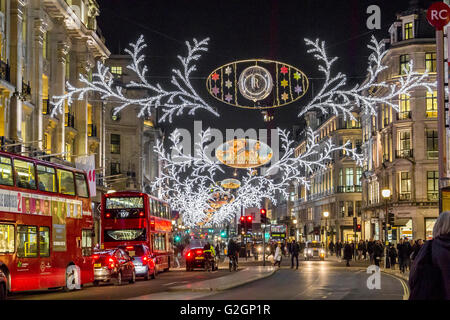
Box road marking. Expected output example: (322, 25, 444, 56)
(162, 282, 178, 286)
(382, 272, 409, 300)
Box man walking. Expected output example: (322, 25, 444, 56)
(344, 242, 353, 266)
(290, 240, 300, 269)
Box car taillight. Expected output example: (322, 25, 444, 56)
(105, 213, 111, 218)
(108, 257, 116, 269)
(92, 255, 99, 260)
(187, 252, 192, 258)
(196, 250, 203, 255)
(126, 246, 134, 250)
(142, 256, 148, 265)
(139, 211, 144, 217)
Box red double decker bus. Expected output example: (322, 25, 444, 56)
(101, 191, 173, 272)
(0, 151, 95, 294)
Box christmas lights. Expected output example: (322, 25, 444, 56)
(300, 36, 436, 120)
(50, 35, 219, 122)
(152, 128, 363, 227)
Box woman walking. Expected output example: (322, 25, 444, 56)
(273, 243, 282, 268)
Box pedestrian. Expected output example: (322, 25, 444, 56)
(336, 241, 343, 258)
(357, 240, 364, 260)
(274, 243, 282, 267)
(290, 240, 300, 269)
(344, 242, 353, 266)
(287, 241, 292, 257)
(174, 245, 181, 268)
(409, 211, 450, 300)
(404, 238, 412, 272)
(388, 243, 397, 270)
(373, 240, 383, 267)
(368, 239, 374, 264)
(363, 240, 368, 260)
(410, 239, 423, 262)
(215, 243, 221, 260)
(329, 240, 335, 255)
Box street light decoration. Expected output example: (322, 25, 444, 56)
(215, 138, 273, 168)
(152, 127, 363, 227)
(381, 188, 391, 199)
(50, 35, 219, 123)
(300, 36, 436, 120)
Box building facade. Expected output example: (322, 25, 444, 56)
(292, 112, 363, 244)
(104, 54, 162, 194)
(360, 3, 438, 242)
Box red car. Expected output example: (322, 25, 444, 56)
(92, 248, 136, 286)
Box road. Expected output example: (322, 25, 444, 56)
(7, 267, 229, 300)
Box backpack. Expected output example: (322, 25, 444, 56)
(408, 240, 445, 300)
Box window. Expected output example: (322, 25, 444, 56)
(39, 227, 50, 257)
(110, 134, 120, 154)
(0, 224, 15, 253)
(425, 52, 436, 72)
(399, 54, 410, 75)
(105, 197, 144, 209)
(0, 156, 13, 186)
(339, 169, 344, 187)
(356, 167, 362, 187)
(427, 171, 439, 201)
(347, 201, 354, 217)
(398, 131, 411, 151)
(339, 201, 345, 218)
(14, 159, 36, 189)
(398, 94, 410, 119)
(17, 225, 38, 258)
(75, 173, 89, 197)
(111, 162, 120, 175)
(404, 22, 413, 40)
(57, 169, 75, 195)
(356, 201, 362, 217)
(345, 168, 353, 188)
(427, 130, 438, 159)
(153, 233, 166, 251)
(43, 31, 48, 59)
(37, 165, 56, 192)
(399, 172, 411, 200)
(426, 91, 437, 118)
(425, 218, 437, 240)
(82, 229, 93, 256)
(111, 66, 122, 77)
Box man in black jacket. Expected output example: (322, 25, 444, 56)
(290, 240, 300, 269)
(373, 240, 383, 266)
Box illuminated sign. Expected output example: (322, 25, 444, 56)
(215, 138, 273, 168)
(206, 59, 308, 109)
(221, 178, 241, 189)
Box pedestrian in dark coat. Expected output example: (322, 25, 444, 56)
(363, 240, 368, 260)
(373, 240, 383, 266)
(336, 241, 343, 258)
(411, 239, 423, 261)
(389, 243, 398, 270)
(329, 241, 335, 254)
(430, 212, 450, 299)
(290, 240, 300, 269)
(367, 240, 374, 264)
(344, 242, 353, 266)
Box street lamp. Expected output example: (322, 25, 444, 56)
(381, 188, 391, 269)
(323, 211, 329, 257)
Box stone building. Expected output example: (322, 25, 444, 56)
(292, 112, 363, 243)
(360, 1, 438, 241)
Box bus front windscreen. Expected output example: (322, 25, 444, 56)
(104, 229, 147, 242)
(105, 197, 144, 209)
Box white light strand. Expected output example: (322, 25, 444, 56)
(50, 35, 219, 123)
(300, 36, 436, 120)
(152, 127, 363, 227)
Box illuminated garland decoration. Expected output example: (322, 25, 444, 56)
(152, 128, 363, 227)
(300, 36, 436, 120)
(50, 35, 219, 122)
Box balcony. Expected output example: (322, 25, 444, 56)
(395, 149, 413, 159)
(427, 150, 438, 159)
(65, 112, 75, 128)
(427, 192, 438, 201)
(88, 124, 97, 137)
(396, 111, 411, 120)
(399, 193, 411, 201)
(337, 185, 362, 193)
(0, 60, 10, 82)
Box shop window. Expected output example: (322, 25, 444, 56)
(17, 225, 38, 258)
(0, 224, 15, 253)
(425, 218, 436, 240)
(14, 159, 36, 190)
(39, 227, 50, 257)
(75, 173, 89, 198)
(37, 165, 56, 192)
(57, 169, 75, 196)
(0, 156, 13, 186)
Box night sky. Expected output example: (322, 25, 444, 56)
(96, 0, 425, 137)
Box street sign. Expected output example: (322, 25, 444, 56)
(427, 2, 450, 30)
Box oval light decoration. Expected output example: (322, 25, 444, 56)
(215, 139, 273, 168)
(221, 178, 241, 189)
(206, 59, 309, 109)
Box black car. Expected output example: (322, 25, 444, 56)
(184, 240, 218, 271)
(0, 270, 7, 300)
(93, 248, 136, 285)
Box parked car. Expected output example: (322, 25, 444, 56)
(119, 244, 157, 280)
(184, 240, 218, 271)
(92, 248, 136, 286)
(304, 241, 326, 261)
(0, 270, 7, 300)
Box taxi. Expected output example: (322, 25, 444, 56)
(304, 241, 326, 261)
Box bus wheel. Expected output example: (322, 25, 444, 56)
(115, 272, 122, 286)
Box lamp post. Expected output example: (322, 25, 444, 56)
(381, 188, 391, 269)
(323, 211, 329, 257)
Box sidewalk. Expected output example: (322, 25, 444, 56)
(167, 266, 277, 292)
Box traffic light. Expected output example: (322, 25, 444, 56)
(174, 235, 181, 242)
(353, 217, 358, 232)
(220, 230, 227, 238)
(388, 212, 395, 225)
(246, 215, 253, 232)
(356, 224, 361, 232)
(260, 208, 267, 224)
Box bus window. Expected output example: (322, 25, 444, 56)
(57, 169, 75, 195)
(75, 173, 89, 198)
(0, 156, 13, 186)
(37, 165, 56, 192)
(0, 224, 15, 253)
(82, 229, 93, 256)
(17, 225, 38, 258)
(14, 159, 36, 190)
(153, 233, 166, 251)
(39, 227, 50, 257)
